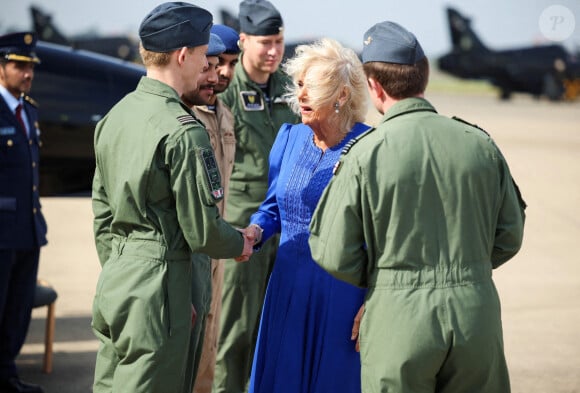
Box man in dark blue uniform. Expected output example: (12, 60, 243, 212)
(0, 32, 46, 393)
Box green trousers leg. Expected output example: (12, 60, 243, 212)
(360, 281, 510, 393)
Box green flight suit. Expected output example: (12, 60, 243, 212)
(215, 55, 300, 393)
(91, 76, 244, 393)
(309, 98, 526, 393)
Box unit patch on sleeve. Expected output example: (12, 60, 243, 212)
(199, 148, 224, 200)
(240, 91, 264, 111)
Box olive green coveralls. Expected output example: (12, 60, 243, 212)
(214, 54, 300, 393)
(310, 98, 526, 393)
(91, 77, 244, 393)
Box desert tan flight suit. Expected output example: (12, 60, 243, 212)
(185, 100, 236, 393)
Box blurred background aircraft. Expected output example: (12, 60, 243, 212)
(31, 42, 144, 195)
(30, 5, 140, 62)
(2, 2, 578, 195)
(438, 7, 580, 101)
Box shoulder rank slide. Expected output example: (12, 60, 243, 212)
(200, 148, 224, 200)
(451, 116, 490, 136)
(177, 114, 198, 125)
(341, 127, 374, 156)
(23, 95, 38, 107)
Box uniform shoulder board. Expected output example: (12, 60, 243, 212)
(23, 95, 38, 107)
(451, 116, 490, 136)
(177, 114, 198, 126)
(341, 127, 374, 156)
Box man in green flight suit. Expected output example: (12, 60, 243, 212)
(309, 21, 527, 393)
(214, 1, 300, 392)
(91, 3, 252, 393)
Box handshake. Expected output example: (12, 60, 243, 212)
(234, 223, 263, 262)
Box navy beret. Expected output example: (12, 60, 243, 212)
(0, 32, 40, 63)
(139, 2, 212, 52)
(211, 24, 240, 54)
(362, 21, 425, 65)
(207, 33, 226, 56)
(239, 0, 284, 36)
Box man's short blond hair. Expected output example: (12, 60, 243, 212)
(139, 42, 171, 67)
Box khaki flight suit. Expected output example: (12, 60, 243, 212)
(309, 98, 526, 393)
(184, 100, 236, 393)
(91, 77, 244, 393)
(214, 54, 300, 393)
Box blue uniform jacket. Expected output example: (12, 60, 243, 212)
(0, 95, 47, 249)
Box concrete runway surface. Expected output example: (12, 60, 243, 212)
(16, 91, 580, 392)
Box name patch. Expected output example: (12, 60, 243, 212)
(0, 127, 16, 136)
(240, 91, 264, 111)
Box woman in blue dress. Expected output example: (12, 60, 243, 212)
(246, 38, 371, 393)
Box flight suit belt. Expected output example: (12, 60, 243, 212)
(111, 236, 190, 261)
(371, 264, 492, 289)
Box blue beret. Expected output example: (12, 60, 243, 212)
(239, 0, 284, 36)
(362, 21, 425, 65)
(0, 32, 40, 63)
(139, 2, 212, 52)
(211, 25, 240, 54)
(207, 33, 226, 56)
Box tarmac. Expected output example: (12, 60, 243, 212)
(17, 90, 580, 393)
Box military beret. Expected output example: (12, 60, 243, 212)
(207, 33, 226, 56)
(362, 21, 425, 65)
(0, 32, 40, 64)
(211, 24, 241, 54)
(139, 2, 212, 52)
(239, 0, 284, 36)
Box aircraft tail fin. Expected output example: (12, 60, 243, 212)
(30, 5, 70, 46)
(446, 7, 489, 53)
(219, 8, 240, 32)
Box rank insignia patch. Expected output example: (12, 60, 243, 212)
(200, 148, 224, 201)
(240, 91, 264, 111)
(333, 160, 342, 176)
(177, 114, 198, 125)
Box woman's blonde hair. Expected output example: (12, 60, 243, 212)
(283, 38, 368, 133)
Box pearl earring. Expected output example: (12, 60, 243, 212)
(334, 102, 340, 113)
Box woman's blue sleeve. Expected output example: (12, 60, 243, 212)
(249, 123, 293, 244)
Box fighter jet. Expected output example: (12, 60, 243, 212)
(32, 41, 145, 195)
(30, 5, 139, 62)
(437, 7, 580, 101)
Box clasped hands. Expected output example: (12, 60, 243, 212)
(234, 224, 263, 262)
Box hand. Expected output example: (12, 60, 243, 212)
(244, 224, 263, 246)
(351, 303, 364, 352)
(234, 231, 254, 262)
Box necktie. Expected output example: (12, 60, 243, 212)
(15, 103, 27, 136)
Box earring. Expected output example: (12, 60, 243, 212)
(334, 102, 340, 113)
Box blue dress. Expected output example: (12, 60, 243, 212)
(248, 122, 370, 393)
